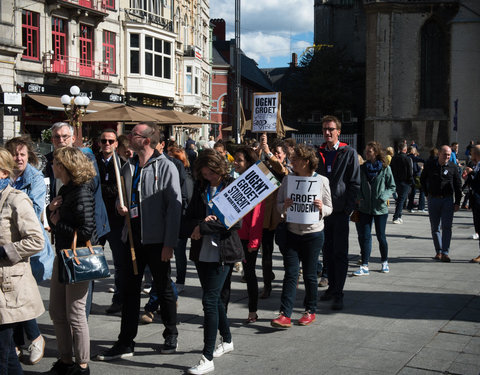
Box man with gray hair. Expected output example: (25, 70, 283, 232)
(420, 145, 462, 262)
(390, 142, 413, 224)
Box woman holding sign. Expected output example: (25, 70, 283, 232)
(185, 149, 243, 375)
(353, 141, 396, 276)
(271, 144, 333, 328)
(232, 146, 265, 323)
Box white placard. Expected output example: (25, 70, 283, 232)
(212, 161, 280, 229)
(252, 92, 280, 133)
(286, 175, 322, 224)
(4, 93, 22, 105)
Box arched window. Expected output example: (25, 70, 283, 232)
(184, 15, 188, 45)
(420, 19, 448, 111)
(175, 8, 180, 35)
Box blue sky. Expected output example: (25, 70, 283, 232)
(209, 0, 314, 69)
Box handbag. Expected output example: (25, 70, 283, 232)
(274, 220, 288, 249)
(59, 231, 110, 284)
(350, 209, 361, 223)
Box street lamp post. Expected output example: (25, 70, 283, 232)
(60, 85, 90, 146)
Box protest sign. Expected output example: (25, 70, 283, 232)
(252, 92, 281, 133)
(211, 161, 280, 229)
(286, 175, 323, 224)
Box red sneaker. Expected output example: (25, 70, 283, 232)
(271, 313, 291, 328)
(298, 312, 316, 326)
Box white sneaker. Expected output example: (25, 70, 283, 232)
(188, 355, 214, 375)
(472, 233, 479, 240)
(213, 338, 234, 358)
(176, 284, 185, 294)
(27, 335, 45, 364)
(234, 262, 243, 273)
(392, 218, 402, 224)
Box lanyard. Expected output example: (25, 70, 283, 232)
(131, 161, 141, 206)
(206, 182, 223, 215)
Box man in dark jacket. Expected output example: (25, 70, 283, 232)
(316, 115, 360, 310)
(390, 143, 413, 224)
(464, 145, 480, 262)
(96, 129, 126, 314)
(420, 145, 462, 262)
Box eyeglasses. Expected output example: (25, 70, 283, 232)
(53, 134, 71, 140)
(322, 127, 337, 133)
(101, 139, 115, 145)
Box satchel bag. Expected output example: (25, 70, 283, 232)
(59, 232, 110, 284)
(350, 209, 361, 223)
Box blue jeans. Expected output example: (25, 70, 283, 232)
(196, 262, 232, 361)
(356, 212, 388, 265)
(174, 238, 188, 285)
(279, 230, 324, 317)
(323, 213, 350, 298)
(13, 318, 41, 347)
(144, 281, 178, 313)
(407, 186, 425, 210)
(0, 324, 23, 375)
(393, 182, 411, 220)
(428, 196, 454, 254)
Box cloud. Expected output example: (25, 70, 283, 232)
(210, 0, 314, 65)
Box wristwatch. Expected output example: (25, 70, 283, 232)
(266, 152, 273, 159)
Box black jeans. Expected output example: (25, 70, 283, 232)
(323, 212, 350, 298)
(261, 229, 275, 288)
(0, 324, 23, 375)
(196, 262, 232, 361)
(118, 235, 177, 347)
(393, 182, 411, 220)
(242, 240, 259, 313)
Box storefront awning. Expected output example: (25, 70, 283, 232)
(27, 94, 120, 113)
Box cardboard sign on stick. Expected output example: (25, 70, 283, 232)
(286, 175, 323, 224)
(252, 92, 281, 133)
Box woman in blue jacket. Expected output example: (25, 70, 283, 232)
(353, 141, 396, 276)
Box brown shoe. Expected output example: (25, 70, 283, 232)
(318, 277, 328, 288)
(140, 311, 154, 324)
(470, 255, 480, 263)
(441, 254, 451, 263)
(434, 253, 442, 261)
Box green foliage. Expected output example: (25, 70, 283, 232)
(41, 128, 52, 144)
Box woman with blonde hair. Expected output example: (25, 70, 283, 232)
(0, 148, 45, 374)
(46, 147, 97, 375)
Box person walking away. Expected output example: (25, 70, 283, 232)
(390, 142, 413, 224)
(45, 147, 98, 375)
(0, 148, 45, 374)
(316, 115, 360, 311)
(352, 142, 396, 276)
(420, 145, 462, 262)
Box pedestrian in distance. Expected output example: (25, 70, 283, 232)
(353, 141, 396, 276)
(420, 145, 462, 262)
(390, 142, 413, 224)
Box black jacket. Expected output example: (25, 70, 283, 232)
(185, 177, 243, 264)
(390, 152, 413, 185)
(47, 180, 98, 251)
(420, 158, 462, 205)
(95, 153, 123, 228)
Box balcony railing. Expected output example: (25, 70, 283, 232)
(43, 53, 110, 82)
(124, 8, 173, 31)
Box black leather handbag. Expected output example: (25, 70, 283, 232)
(59, 232, 110, 284)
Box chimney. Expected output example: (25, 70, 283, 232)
(290, 53, 298, 68)
(211, 19, 226, 41)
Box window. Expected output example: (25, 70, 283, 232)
(145, 36, 171, 78)
(103, 31, 116, 74)
(51, 17, 68, 73)
(186, 66, 192, 93)
(194, 67, 199, 95)
(105, 0, 115, 10)
(175, 8, 180, 35)
(22, 10, 40, 61)
(184, 15, 188, 45)
(52, 17, 67, 58)
(79, 24, 94, 77)
(130, 33, 140, 74)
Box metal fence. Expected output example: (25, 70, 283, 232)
(292, 133, 358, 150)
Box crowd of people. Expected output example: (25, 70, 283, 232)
(1, 116, 479, 375)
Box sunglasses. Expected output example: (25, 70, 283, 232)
(101, 139, 115, 145)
